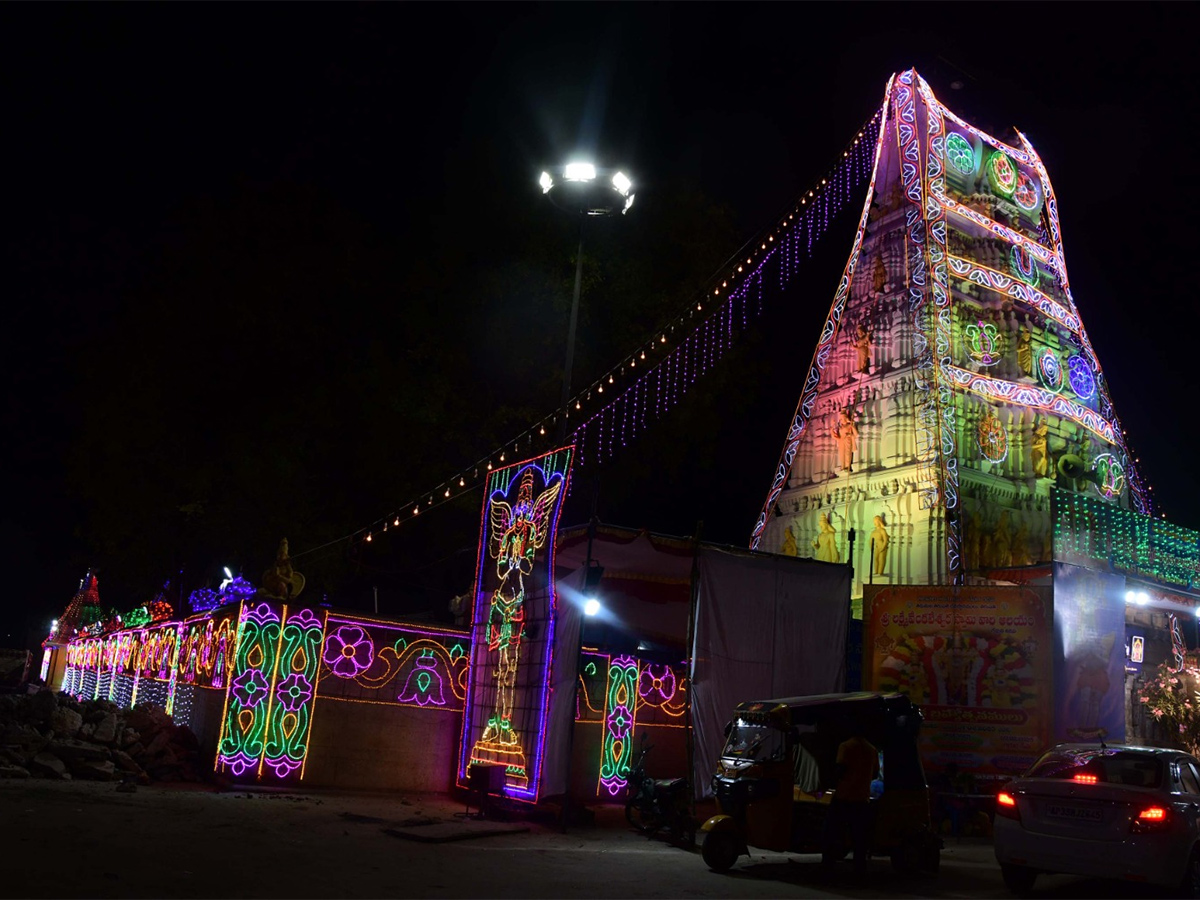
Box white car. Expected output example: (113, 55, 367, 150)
(993, 743, 1200, 896)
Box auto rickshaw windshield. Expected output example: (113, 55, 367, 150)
(721, 718, 787, 763)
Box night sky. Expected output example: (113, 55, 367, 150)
(5, 3, 1198, 647)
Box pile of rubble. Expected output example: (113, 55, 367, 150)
(0, 689, 203, 783)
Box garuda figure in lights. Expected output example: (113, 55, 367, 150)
(476, 469, 562, 750)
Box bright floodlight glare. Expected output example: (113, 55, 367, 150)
(584, 598, 601, 616)
(624, 193, 635, 213)
(564, 162, 596, 182)
(611, 171, 632, 196)
(539, 171, 553, 193)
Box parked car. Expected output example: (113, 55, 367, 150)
(993, 742, 1200, 896)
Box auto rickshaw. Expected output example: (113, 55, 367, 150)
(700, 691, 942, 874)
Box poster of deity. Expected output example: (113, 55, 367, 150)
(457, 447, 573, 800)
(1053, 562, 1126, 744)
(864, 584, 1051, 782)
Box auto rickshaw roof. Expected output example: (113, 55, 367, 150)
(733, 691, 920, 727)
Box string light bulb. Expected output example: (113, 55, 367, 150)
(393, 516, 400, 526)
(366, 532, 372, 542)
(539, 425, 545, 435)
(444, 488, 450, 498)
(413, 506, 419, 515)
(459, 477, 465, 487)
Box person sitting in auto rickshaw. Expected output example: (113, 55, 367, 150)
(822, 730, 880, 876)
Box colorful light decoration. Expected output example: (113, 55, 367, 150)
(965, 320, 1002, 366)
(261, 607, 325, 779)
(1013, 171, 1041, 212)
(1037, 347, 1064, 393)
(976, 408, 1009, 462)
(945, 132, 977, 175)
(599, 656, 638, 796)
(459, 448, 573, 801)
(1054, 492, 1196, 589)
(1010, 243, 1039, 287)
(987, 150, 1018, 197)
(1093, 453, 1127, 501)
(1068, 355, 1096, 401)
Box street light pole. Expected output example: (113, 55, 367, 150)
(559, 217, 586, 443)
(540, 162, 635, 444)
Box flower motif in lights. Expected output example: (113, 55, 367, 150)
(1037, 348, 1064, 393)
(323, 624, 374, 678)
(1010, 244, 1039, 287)
(397, 655, 446, 707)
(1068, 355, 1096, 401)
(945, 132, 976, 175)
(231, 668, 270, 709)
(1013, 172, 1040, 212)
(607, 704, 633, 741)
(638, 664, 677, 702)
(987, 150, 1018, 197)
(275, 673, 314, 713)
(965, 320, 1002, 367)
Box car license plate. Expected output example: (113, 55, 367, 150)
(1047, 804, 1103, 823)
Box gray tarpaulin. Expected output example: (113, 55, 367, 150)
(689, 546, 851, 796)
(539, 564, 586, 799)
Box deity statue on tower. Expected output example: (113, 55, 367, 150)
(831, 407, 860, 473)
(853, 323, 873, 374)
(812, 513, 841, 563)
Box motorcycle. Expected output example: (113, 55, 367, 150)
(625, 733, 695, 845)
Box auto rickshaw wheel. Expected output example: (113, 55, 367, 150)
(702, 832, 739, 872)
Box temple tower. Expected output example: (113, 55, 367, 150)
(752, 69, 1148, 601)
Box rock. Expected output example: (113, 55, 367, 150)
(1, 722, 47, 755)
(123, 742, 145, 760)
(49, 706, 83, 738)
(110, 749, 144, 775)
(29, 690, 58, 722)
(28, 752, 67, 778)
(80, 723, 96, 739)
(75, 759, 118, 781)
(143, 729, 171, 758)
(48, 740, 110, 762)
(0, 764, 30, 778)
(120, 728, 139, 749)
(93, 713, 118, 744)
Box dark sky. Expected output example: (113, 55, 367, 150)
(5, 3, 1199, 644)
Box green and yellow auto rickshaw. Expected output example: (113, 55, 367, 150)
(700, 691, 942, 874)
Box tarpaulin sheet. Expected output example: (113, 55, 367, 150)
(690, 546, 850, 796)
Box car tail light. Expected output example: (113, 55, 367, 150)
(995, 790, 1021, 821)
(1072, 773, 1098, 784)
(1131, 805, 1171, 833)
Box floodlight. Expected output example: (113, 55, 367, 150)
(564, 162, 596, 182)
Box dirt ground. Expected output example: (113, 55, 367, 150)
(0, 778, 1106, 899)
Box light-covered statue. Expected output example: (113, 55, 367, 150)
(261, 538, 305, 600)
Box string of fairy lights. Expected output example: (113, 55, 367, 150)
(293, 106, 885, 559)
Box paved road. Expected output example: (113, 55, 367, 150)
(0, 780, 1177, 898)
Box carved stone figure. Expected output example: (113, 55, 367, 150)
(1012, 519, 1032, 567)
(871, 515, 889, 576)
(781, 527, 798, 557)
(812, 513, 841, 563)
(261, 538, 305, 600)
(1031, 422, 1050, 478)
(964, 512, 981, 571)
(831, 408, 860, 473)
(1017, 329, 1033, 377)
(853, 323, 873, 373)
(991, 510, 1013, 569)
